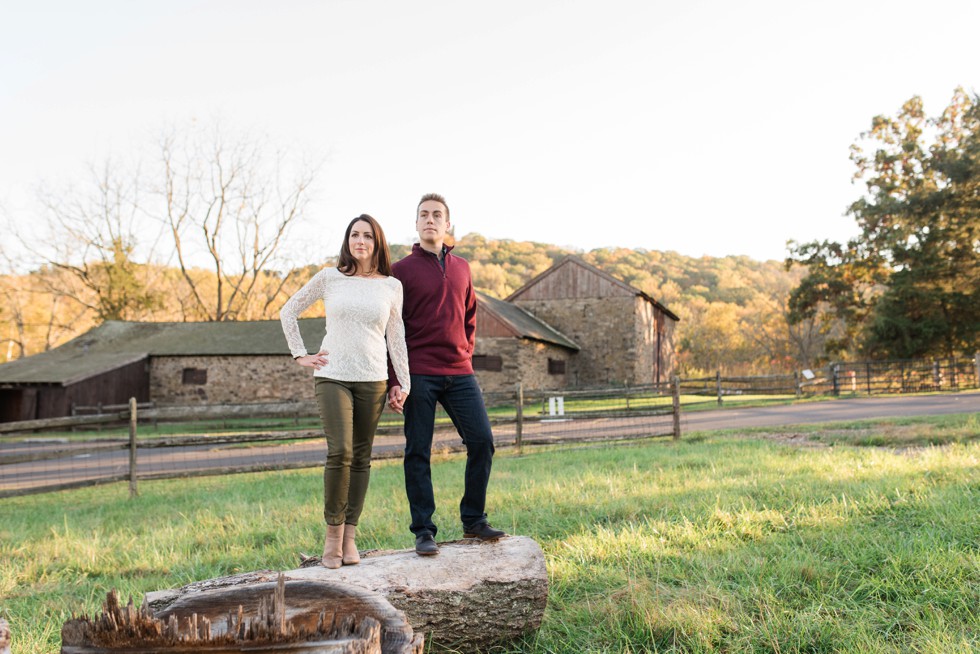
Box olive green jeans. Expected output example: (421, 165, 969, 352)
(314, 378, 387, 526)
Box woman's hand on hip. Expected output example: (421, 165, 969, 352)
(296, 351, 329, 370)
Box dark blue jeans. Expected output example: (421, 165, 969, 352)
(403, 374, 495, 537)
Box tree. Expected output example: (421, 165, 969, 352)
(21, 161, 164, 323)
(788, 88, 980, 359)
(159, 123, 317, 321)
(0, 260, 91, 361)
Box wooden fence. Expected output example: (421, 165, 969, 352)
(678, 353, 980, 405)
(0, 381, 682, 498)
(4, 353, 977, 499)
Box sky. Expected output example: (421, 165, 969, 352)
(2, 0, 978, 264)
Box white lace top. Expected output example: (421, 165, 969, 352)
(279, 267, 411, 394)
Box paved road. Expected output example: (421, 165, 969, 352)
(3, 392, 978, 495)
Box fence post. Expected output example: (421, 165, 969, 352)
(975, 352, 980, 390)
(515, 383, 524, 455)
(128, 397, 138, 498)
(625, 381, 630, 410)
(933, 359, 941, 390)
(716, 370, 723, 405)
(672, 376, 681, 440)
(832, 364, 840, 397)
(794, 371, 801, 399)
(866, 361, 872, 396)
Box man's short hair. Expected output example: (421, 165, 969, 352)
(417, 193, 449, 220)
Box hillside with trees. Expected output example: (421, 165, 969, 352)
(446, 237, 835, 375)
(2, 234, 828, 376)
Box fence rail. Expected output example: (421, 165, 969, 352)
(3, 354, 977, 498)
(678, 354, 980, 405)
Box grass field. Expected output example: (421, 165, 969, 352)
(2, 413, 979, 652)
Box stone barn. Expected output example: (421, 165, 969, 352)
(473, 292, 580, 394)
(506, 256, 678, 388)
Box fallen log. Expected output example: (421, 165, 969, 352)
(63, 575, 421, 654)
(147, 535, 548, 653)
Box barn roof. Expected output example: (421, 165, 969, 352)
(0, 319, 325, 385)
(506, 255, 680, 321)
(476, 292, 580, 351)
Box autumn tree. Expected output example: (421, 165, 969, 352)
(788, 88, 980, 359)
(0, 249, 91, 361)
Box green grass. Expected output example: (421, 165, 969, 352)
(3, 414, 979, 652)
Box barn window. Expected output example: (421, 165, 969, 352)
(548, 359, 566, 375)
(182, 368, 208, 385)
(472, 355, 503, 371)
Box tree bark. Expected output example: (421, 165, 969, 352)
(146, 536, 548, 653)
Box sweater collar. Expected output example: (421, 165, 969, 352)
(412, 242, 454, 258)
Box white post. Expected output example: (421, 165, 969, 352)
(128, 398, 138, 498)
(515, 383, 523, 454)
(556, 397, 564, 416)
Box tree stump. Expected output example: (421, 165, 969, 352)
(0, 618, 11, 654)
(62, 575, 422, 654)
(147, 535, 548, 653)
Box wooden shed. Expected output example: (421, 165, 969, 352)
(0, 320, 325, 422)
(0, 351, 149, 423)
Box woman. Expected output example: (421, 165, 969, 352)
(280, 214, 410, 568)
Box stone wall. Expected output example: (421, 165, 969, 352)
(473, 337, 573, 394)
(632, 296, 656, 386)
(150, 355, 314, 405)
(660, 315, 677, 383)
(511, 296, 637, 387)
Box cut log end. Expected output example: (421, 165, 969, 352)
(62, 574, 422, 653)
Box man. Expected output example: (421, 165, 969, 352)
(388, 192, 506, 556)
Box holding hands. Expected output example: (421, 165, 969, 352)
(388, 385, 408, 414)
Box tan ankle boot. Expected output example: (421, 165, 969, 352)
(321, 524, 343, 569)
(342, 523, 360, 565)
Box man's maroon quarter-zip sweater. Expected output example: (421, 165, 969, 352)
(389, 243, 476, 381)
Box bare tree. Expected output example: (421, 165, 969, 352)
(20, 160, 164, 323)
(159, 123, 317, 321)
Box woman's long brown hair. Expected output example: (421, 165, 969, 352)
(337, 214, 392, 277)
